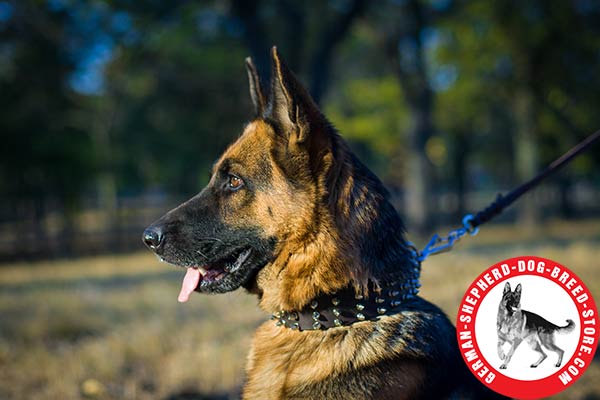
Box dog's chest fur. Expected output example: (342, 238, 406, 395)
(498, 308, 525, 340)
(243, 300, 467, 400)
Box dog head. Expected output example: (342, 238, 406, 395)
(144, 47, 412, 310)
(501, 282, 522, 312)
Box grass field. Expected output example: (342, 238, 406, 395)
(0, 219, 599, 399)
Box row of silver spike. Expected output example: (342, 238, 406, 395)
(272, 277, 421, 330)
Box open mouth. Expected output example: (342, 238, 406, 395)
(177, 248, 252, 302)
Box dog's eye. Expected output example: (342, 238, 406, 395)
(227, 174, 244, 190)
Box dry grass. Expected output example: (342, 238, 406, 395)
(0, 254, 262, 399)
(0, 219, 598, 399)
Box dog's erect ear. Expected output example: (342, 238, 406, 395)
(266, 46, 324, 145)
(503, 282, 511, 295)
(245, 57, 266, 116)
(514, 283, 522, 300)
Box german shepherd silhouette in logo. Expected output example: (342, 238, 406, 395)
(497, 282, 576, 369)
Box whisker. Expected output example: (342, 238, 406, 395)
(201, 237, 225, 244)
(196, 249, 209, 260)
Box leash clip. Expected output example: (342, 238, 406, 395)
(416, 214, 479, 262)
(462, 214, 479, 236)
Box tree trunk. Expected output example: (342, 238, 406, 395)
(232, 0, 366, 104)
(513, 88, 540, 231)
(454, 132, 468, 219)
(558, 176, 573, 219)
(405, 98, 435, 234)
(381, 0, 436, 235)
(308, 0, 367, 105)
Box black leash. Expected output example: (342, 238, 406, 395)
(416, 129, 600, 262)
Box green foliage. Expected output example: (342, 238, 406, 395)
(0, 3, 95, 203)
(325, 76, 409, 177)
(100, 5, 251, 194)
(1, 0, 599, 222)
(434, 0, 600, 183)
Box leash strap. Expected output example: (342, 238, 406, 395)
(416, 129, 600, 262)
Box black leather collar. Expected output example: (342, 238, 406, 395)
(271, 278, 420, 331)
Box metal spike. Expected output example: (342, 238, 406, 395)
(312, 321, 321, 330)
(310, 300, 318, 309)
(355, 294, 364, 300)
(332, 308, 340, 317)
(377, 307, 387, 315)
(391, 290, 400, 297)
(332, 298, 340, 306)
(356, 303, 365, 311)
(276, 319, 284, 326)
(273, 311, 281, 318)
(290, 322, 299, 330)
(391, 300, 401, 307)
(334, 319, 342, 327)
(356, 313, 365, 321)
(312, 311, 320, 320)
(375, 297, 384, 304)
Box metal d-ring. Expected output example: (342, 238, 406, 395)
(462, 214, 479, 236)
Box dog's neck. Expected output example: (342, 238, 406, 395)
(252, 130, 420, 313)
(505, 303, 521, 315)
(498, 302, 521, 322)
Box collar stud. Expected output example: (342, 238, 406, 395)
(274, 275, 420, 331)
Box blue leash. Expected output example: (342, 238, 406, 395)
(415, 214, 479, 262)
(414, 129, 600, 263)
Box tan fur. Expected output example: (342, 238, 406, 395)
(213, 121, 356, 312)
(244, 314, 429, 399)
(217, 121, 306, 238)
(212, 120, 455, 399)
(208, 120, 438, 398)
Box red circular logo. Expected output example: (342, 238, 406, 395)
(456, 256, 598, 399)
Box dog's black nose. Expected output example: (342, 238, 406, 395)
(143, 227, 164, 250)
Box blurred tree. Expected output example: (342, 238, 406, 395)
(372, 0, 460, 234)
(2, 0, 600, 259)
(0, 1, 96, 253)
(435, 0, 600, 223)
(323, 21, 411, 184)
(230, 0, 367, 104)
(325, 76, 410, 177)
(103, 3, 250, 194)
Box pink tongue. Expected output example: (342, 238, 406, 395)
(178, 268, 201, 303)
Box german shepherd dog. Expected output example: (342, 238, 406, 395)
(143, 47, 505, 399)
(497, 282, 576, 370)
